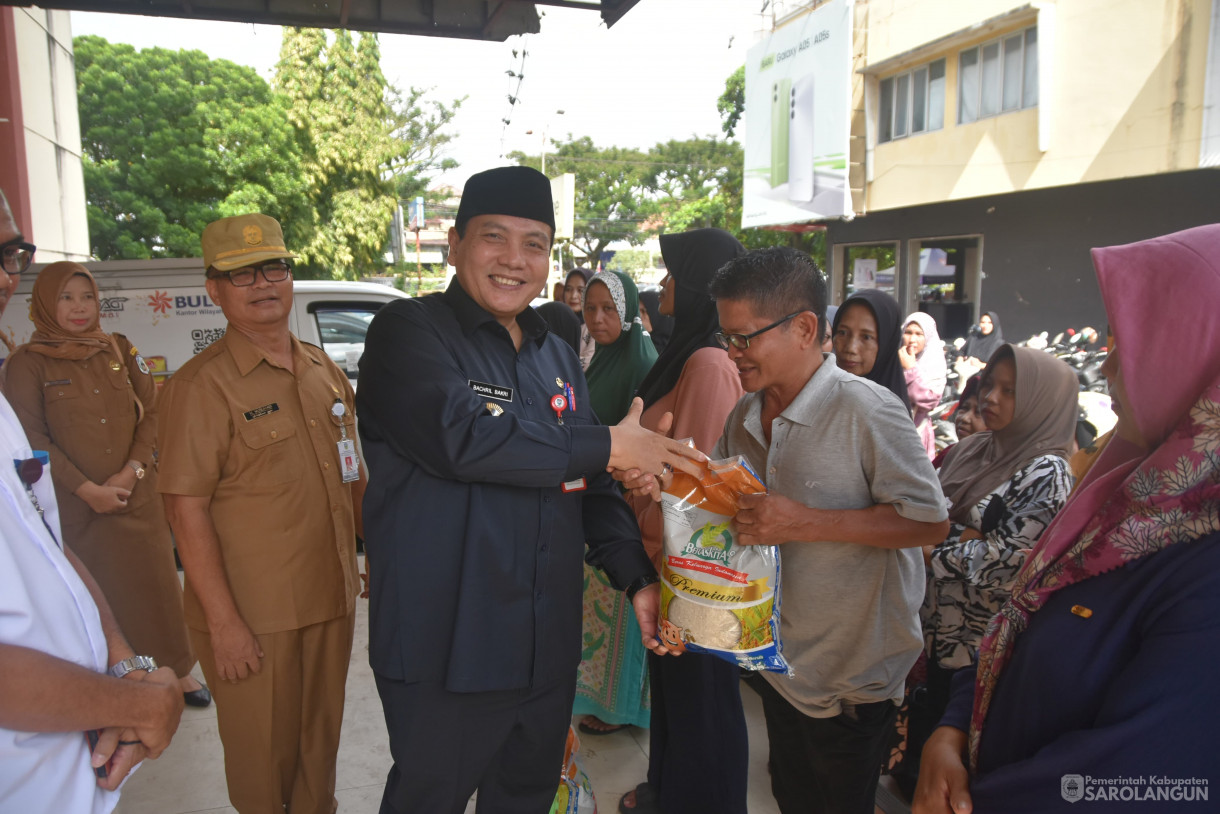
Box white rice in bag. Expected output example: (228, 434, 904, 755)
(657, 454, 792, 674)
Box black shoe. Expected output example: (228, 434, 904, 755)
(183, 685, 212, 708)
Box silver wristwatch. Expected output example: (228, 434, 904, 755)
(109, 655, 158, 678)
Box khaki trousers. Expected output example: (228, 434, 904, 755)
(192, 611, 355, 814)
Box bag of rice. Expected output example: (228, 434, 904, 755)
(657, 454, 792, 675)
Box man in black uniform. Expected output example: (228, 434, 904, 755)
(357, 166, 700, 814)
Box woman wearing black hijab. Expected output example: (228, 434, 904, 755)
(638, 287, 674, 355)
(534, 300, 582, 356)
(619, 228, 749, 814)
(831, 288, 912, 410)
(955, 309, 1005, 388)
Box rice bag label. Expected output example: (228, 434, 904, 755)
(658, 455, 793, 675)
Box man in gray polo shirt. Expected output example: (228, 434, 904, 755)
(708, 247, 948, 814)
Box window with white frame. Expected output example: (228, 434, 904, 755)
(879, 59, 946, 143)
(958, 27, 1038, 124)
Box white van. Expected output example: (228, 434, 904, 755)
(0, 258, 409, 386)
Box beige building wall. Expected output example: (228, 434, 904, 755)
(13, 8, 89, 261)
(861, 0, 1214, 212)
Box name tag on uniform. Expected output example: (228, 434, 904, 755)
(468, 380, 514, 402)
(243, 403, 279, 421)
(561, 478, 587, 493)
(337, 438, 360, 483)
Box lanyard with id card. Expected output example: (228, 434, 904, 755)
(331, 399, 361, 483)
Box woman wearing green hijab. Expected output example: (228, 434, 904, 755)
(584, 270, 659, 424)
(575, 269, 658, 734)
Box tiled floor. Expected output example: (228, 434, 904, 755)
(114, 558, 782, 814)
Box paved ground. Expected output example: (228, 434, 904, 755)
(114, 557, 784, 813)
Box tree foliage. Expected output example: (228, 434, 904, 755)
(717, 65, 745, 139)
(391, 87, 465, 205)
(275, 28, 399, 279)
(509, 136, 656, 267)
(75, 36, 310, 260)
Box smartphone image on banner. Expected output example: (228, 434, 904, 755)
(770, 78, 791, 187)
(788, 74, 816, 203)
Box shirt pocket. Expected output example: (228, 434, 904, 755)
(234, 417, 303, 487)
(43, 381, 89, 432)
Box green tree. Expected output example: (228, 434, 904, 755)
(509, 136, 656, 267)
(75, 35, 310, 260)
(718, 66, 745, 138)
(390, 87, 465, 205)
(275, 28, 398, 279)
(646, 136, 742, 232)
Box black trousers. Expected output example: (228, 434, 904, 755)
(375, 674, 575, 814)
(752, 677, 897, 814)
(646, 651, 749, 814)
(894, 656, 957, 799)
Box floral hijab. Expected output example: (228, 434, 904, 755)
(584, 270, 658, 424)
(969, 224, 1220, 769)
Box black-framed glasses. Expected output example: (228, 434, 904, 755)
(714, 311, 804, 350)
(210, 261, 292, 287)
(1, 237, 36, 276)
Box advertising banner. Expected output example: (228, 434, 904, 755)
(550, 172, 576, 241)
(743, 0, 853, 228)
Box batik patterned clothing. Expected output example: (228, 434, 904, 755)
(572, 563, 650, 728)
(922, 454, 1072, 670)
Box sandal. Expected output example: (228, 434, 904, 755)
(619, 782, 664, 814)
(577, 715, 627, 735)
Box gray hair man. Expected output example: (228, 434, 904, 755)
(708, 247, 949, 814)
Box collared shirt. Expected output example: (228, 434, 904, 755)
(357, 279, 653, 693)
(714, 354, 948, 717)
(3, 334, 159, 528)
(156, 328, 360, 634)
(0, 395, 116, 814)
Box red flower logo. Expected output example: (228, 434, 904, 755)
(149, 291, 172, 315)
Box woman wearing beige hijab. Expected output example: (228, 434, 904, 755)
(903, 345, 1077, 788)
(3, 262, 208, 706)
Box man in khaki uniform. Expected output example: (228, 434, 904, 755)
(157, 214, 364, 814)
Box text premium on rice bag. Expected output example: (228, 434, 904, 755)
(658, 453, 792, 674)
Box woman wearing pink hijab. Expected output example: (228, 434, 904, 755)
(899, 311, 948, 458)
(913, 223, 1220, 813)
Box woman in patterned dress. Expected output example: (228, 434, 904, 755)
(573, 270, 658, 735)
(906, 346, 1078, 782)
(913, 224, 1220, 814)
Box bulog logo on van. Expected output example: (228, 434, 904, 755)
(150, 291, 173, 314)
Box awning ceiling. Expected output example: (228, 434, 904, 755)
(5, 0, 642, 40)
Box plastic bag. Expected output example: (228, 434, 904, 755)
(658, 453, 792, 675)
(550, 725, 596, 814)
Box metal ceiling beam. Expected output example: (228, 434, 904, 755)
(0, 0, 643, 40)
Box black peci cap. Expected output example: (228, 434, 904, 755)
(455, 166, 556, 235)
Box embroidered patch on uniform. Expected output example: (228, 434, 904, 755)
(485, 402, 505, 416)
(243, 403, 280, 421)
(561, 478, 587, 493)
(129, 345, 140, 356)
(135, 354, 150, 375)
(43, 379, 72, 387)
(468, 379, 513, 402)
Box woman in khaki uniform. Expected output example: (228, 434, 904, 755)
(3, 262, 207, 705)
